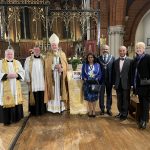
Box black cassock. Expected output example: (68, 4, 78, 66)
(0, 105, 24, 125)
(29, 91, 46, 116)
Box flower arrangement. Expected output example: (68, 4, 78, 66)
(68, 56, 81, 71)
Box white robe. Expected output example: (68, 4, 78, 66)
(24, 57, 45, 92)
(0, 60, 25, 106)
(47, 56, 65, 113)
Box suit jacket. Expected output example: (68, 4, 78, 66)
(133, 54, 150, 96)
(114, 57, 132, 90)
(97, 54, 115, 84)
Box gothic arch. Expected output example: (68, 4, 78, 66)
(124, 0, 150, 46)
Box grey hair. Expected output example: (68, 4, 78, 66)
(135, 42, 145, 49)
(5, 48, 14, 56)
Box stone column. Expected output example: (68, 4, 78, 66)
(86, 0, 90, 40)
(108, 25, 124, 57)
(0, 8, 6, 39)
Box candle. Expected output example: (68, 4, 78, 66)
(8, 32, 11, 47)
(42, 41, 44, 50)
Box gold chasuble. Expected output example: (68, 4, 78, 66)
(2, 59, 23, 108)
(44, 50, 68, 103)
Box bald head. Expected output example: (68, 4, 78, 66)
(119, 46, 127, 57)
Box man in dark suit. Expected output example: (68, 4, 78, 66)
(97, 45, 115, 116)
(133, 42, 150, 129)
(113, 46, 132, 120)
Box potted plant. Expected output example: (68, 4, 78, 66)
(68, 57, 81, 71)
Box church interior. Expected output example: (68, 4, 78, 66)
(0, 0, 150, 149)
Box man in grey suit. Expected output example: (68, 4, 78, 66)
(113, 46, 132, 120)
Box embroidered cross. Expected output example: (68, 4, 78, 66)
(6, 96, 10, 101)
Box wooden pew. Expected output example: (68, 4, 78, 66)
(129, 95, 149, 122)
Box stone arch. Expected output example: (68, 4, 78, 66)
(124, 0, 150, 46)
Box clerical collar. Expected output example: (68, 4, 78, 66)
(6, 60, 13, 62)
(34, 55, 40, 58)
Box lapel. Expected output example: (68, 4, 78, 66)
(100, 55, 105, 63)
(121, 57, 128, 73)
(116, 58, 120, 73)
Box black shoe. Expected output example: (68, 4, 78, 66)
(138, 121, 142, 129)
(120, 115, 127, 120)
(92, 114, 96, 118)
(139, 120, 146, 129)
(4, 122, 10, 126)
(141, 121, 146, 129)
(115, 113, 121, 118)
(100, 110, 105, 115)
(92, 111, 96, 117)
(88, 113, 93, 117)
(107, 110, 113, 116)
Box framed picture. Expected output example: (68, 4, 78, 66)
(72, 71, 81, 80)
(84, 40, 97, 54)
(147, 38, 150, 46)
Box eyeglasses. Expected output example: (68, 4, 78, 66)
(88, 57, 94, 58)
(103, 49, 108, 50)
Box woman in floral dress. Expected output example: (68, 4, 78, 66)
(82, 53, 102, 117)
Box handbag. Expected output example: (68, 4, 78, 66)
(89, 80, 101, 93)
(140, 79, 150, 86)
(90, 84, 101, 93)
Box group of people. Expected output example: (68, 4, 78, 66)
(0, 34, 149, 130)
(0, 33, 68, 125)
(82, 42, 150, 129)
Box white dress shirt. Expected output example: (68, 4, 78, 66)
(119, 56, 126, 72)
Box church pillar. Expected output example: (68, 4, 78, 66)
(0, 7, 6, 39)
(86, 0, 90, 40)
(108, 25, 124, 57)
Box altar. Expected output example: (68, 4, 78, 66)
(67, 70, 88, 114)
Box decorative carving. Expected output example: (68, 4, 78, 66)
(0, 1, 100, 47)
(7, 0, 44, 4)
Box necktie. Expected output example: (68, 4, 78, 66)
(103, 56, 107, 62)
(134, 67, 138, 88)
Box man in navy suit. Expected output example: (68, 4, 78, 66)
(97, 45, 115, 116)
